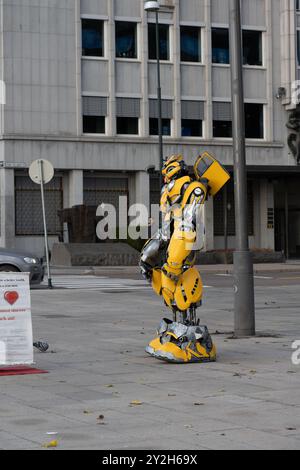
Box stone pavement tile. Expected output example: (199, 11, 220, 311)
(219, 428, 300, 450)
(248, 389, 300, 407)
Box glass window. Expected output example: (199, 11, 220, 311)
(245, 103, 264, 139)
(243, 30, 262, 66)
(149, 118, 171, 136)
(117, 117, 139, 135)
(212, 28, 229, 64)
(148, 24, 170, 61)
(213, 121, 232, 138)
(83, 116, 105, 134)
(82, 19, 103, 57)
(181, 26, 201, 62)
(182, 119, 202, 137)
(116, 21, 137, 59)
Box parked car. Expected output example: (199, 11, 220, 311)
(0, 248, 44, 285)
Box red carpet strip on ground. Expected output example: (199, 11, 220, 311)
(0, 366, 48, 377)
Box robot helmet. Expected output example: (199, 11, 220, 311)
(162, 155, 188, 183)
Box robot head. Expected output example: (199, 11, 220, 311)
(162, 155, 188, 183)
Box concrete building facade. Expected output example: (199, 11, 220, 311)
(0, 0, 300, 257)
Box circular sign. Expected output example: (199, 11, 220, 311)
(29, 159, 54, 185)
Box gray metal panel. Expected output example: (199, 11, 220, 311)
(242, 0, 266, 27)
(213, 102, 232, 121)
(179, 0, 205, 22)
(82, 60, 109, 93)
(212, 67, 232, 99)
(211, 0, 230, 24)
(181, 101, 204, 120)
(116, 98, 141, 117)
(149, 99, 173, 119)
(81, 0, 108, 16)
(181, 65, 206, 97)
(115, 0, 141, 17)
(148, 63, 174, 96)
(115, 62, 141, 94)
(2, 0, 77, 136)
(83, 97, 108, 116)
(244, 69, 267, 100)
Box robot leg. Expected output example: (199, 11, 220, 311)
(146, 267, 217, 364)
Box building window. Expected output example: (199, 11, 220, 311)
(243, 30, 262, 66)
(149, 99, 173, 136)
(213, 102, 232, 138)
(82, 19, 103, 57)
(116, 98, 140, 135)
(297, 0, 300, 11)
(116, 21, 137, 59)
(150, 118, 171, 136)
(213, 121, 232, 138)
(181, 101, 204, 137)
(148, 24, 170, 61)
(182, 119, 202, 137)
(180, 26, 201, 62)
(83, 116, 105, 134)
(212, 28, 229, 64)
(82, 97, 107, 134)
(245, 103, 264, 139)
(117, 117, 139, 135)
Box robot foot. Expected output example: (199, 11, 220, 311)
(146, 319, 216, 364)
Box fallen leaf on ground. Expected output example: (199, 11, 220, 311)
(249, 370, 257, 375)
(105, 384, 114, 388)
(42, 440, 58, 449)
(194, 403, 204, 406)
(130, 400, 143, 406)
(286, 427, 297, 431)
(168, 394, 176, 397)
(83, 410, 92, 415)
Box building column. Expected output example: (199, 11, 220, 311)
(63, 170, 84, 209)
(204, 196, 214, 251)
(133, 171, 150, 237)
(0, 168, 15, 248)
(69, 170, 84, 207)
(259, 179, 275, 250)
(135, 171, 150, 210)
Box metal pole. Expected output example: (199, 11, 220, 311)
(229, 0, 255, 336)
(224, 185, 228, 263)
(155, 10, 164, 225)
(39, 160, 53, 289)
(285, 183, 289, 260)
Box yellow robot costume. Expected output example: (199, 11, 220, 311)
(140, 152, 230, 364)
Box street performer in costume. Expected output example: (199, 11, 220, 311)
(140, 152, 230, 364)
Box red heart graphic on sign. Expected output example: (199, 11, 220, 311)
(4, 291, 19, 306)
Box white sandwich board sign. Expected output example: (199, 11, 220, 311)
(0, 273, 33, 365)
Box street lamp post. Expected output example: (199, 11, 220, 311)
(229, 0, 256, 337)
(144, 1, 164, 203)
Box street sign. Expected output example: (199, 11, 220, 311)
(28, 159, 54, 289)
(29, 159, 54, 185)
(0, 273, 33, 365)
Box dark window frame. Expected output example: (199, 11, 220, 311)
(83, 116, 106, 134)
(117, 117, 139, 135)
(115, 21, 138, 59)
(82, 19, 104, 57)
(148, 23, 170, 61)
(180, 26, 202, 63)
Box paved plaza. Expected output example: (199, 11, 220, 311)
(0, 266, 300, 450)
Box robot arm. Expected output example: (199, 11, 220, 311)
(161, 183, 207, 308)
